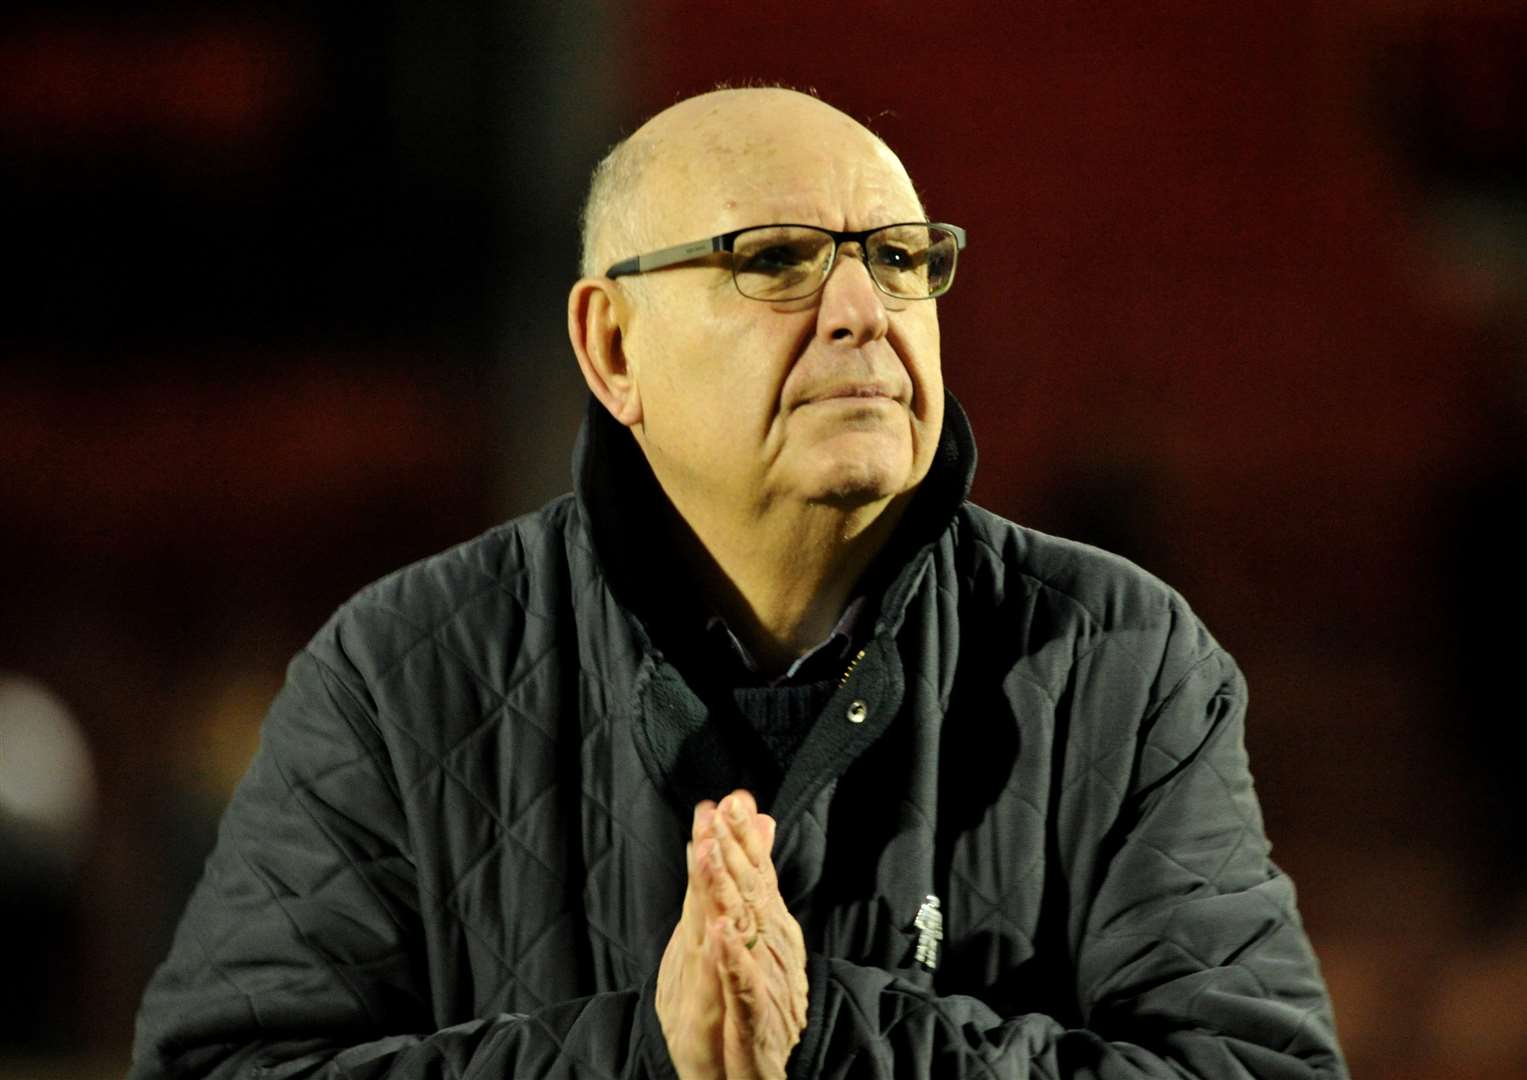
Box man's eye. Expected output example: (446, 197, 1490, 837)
(874, 245, 920, 270)
(742, 244, 812, 273)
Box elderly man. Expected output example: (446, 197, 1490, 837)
(130, 88, 1347, 1079)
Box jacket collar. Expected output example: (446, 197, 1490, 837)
(571, 387, 978, 653)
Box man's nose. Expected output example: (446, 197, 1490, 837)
(816, 246, 890, 347)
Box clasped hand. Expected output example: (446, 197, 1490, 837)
(656, 790, 809, 1080)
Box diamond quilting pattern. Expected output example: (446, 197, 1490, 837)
(131, 495, 1344, 1078)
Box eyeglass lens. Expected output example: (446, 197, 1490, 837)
(731, 225, 958, 300)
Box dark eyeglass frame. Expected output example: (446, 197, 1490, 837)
(605, 221, 968, 300)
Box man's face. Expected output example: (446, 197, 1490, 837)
(619, 99, 945, 528)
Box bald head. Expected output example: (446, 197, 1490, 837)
(578, 88, 921, 281)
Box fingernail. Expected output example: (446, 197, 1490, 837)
(727, 797, 746, 824)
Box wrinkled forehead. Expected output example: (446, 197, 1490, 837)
(646, 115, 925, 239)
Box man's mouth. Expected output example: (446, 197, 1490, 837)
(808, 383, 898, 403)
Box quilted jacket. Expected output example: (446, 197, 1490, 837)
(130, 393, 1348, 1079)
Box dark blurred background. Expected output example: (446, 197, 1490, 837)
(3, 2, 1525, 1077)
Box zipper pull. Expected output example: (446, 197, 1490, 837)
(913, 894, 943, 971)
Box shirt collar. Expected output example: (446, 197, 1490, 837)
(705, 595, 870, 687)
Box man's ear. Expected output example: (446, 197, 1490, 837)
(568, 277, 642, 428)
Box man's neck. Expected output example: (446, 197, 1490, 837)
(661, 492, 908, 677)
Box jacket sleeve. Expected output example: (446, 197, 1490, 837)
(786, 644, 1348, 1080)
(129, 643, 673, 1080)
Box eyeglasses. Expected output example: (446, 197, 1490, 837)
(605, 222, 967, 301)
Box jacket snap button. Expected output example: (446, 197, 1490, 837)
(847, 700, 867, 724)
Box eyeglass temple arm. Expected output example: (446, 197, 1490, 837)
(606, 236, 727, 279)
(936, 223, 968, 250)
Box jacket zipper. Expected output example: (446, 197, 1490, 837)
(838, 647, 867, 688)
